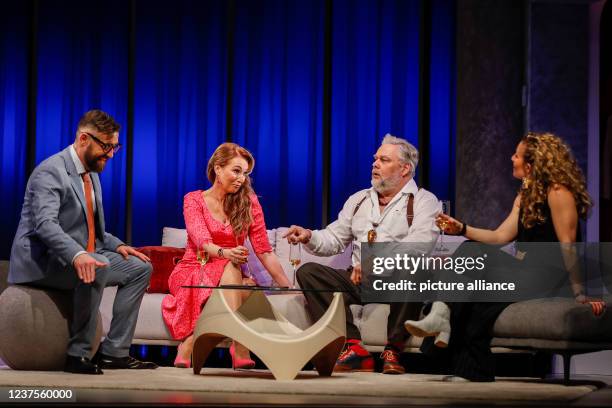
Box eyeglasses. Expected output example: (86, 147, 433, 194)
(84, 132, 121, 154)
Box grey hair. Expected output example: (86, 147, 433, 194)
(381, 133, 419, 178)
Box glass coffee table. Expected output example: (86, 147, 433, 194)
(182, 285, 347, 381)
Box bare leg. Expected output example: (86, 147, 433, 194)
(177, 334, 194, 360)
(220, 262, 251, 360)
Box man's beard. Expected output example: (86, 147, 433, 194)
(371, 173, 402, 193)
(84, 148, 109, 173)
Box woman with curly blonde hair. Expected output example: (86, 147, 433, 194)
(518, 132, 592, 231)
(404, 132, 604, 382)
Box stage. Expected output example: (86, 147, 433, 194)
(0, 366, 610, 407)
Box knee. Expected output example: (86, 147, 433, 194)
(135, 259, 153, 280)
(296, 262, 322, 282)
(91, 253, 110, 266)
(141, 260, 153, 277)
(93, 266, 110, 285)
(222, 262, 242, 283)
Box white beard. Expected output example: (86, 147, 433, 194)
(371, 173, 403, 194)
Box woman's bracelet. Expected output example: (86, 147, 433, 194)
(217, 247, 224, 258)
(459, 222, 467, 236)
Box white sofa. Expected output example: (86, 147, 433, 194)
(100, 227, 413, 351)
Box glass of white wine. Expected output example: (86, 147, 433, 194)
(436, 200, 451, 253)
(196, 246, 209, 285)
(289, 242, 302, 287)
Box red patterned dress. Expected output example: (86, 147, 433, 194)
(161, 190, 272, 340)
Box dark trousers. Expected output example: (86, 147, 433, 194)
(296, 262, 422, 344)
(420, 301, 510, 381)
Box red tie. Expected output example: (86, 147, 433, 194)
(81, 173, 96, 252)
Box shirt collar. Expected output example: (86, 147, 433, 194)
(401, 178, 419, 196)
(69, 145, 87, 175)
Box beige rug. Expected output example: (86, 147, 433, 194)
(0, 367, 594, 403)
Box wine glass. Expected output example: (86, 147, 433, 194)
(196, 246, 209, 285)
(289, 242, 302, 287)
(436, 200, 451, 253)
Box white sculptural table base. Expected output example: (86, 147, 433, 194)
(191, 288, 346, 380)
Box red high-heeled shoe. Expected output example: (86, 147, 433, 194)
(229, 343, 255, 369)
(174, 342, 191, 368)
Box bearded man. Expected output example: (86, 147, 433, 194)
(284, 134, 439, 375)
(9, 110, 157, 374)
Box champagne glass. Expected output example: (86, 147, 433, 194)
(289, 242, 302, 287)
(436, 200, 451, 253)
(196, 246, 209, 285)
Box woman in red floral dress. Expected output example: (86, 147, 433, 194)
(162, 143, 291, 368)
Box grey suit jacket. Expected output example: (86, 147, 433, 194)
(9, 146, 124, 284)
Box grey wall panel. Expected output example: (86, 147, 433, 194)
(528, 2, 589, 170)
(456, 0, 525, 228)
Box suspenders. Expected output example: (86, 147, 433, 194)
(352, 191, 416, 227)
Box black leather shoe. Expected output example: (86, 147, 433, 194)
(64, 355, 103, 375)
(93, 352, 158, 369)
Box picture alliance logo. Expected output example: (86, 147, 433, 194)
(371, 253, 488, 275)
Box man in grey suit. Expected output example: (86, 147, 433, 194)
(9, 110, 157, 374)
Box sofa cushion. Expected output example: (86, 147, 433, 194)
(244, 230, 277, 286)
(162, 227, 188, 248)
(138, 246, 185, 293)
(266, 293, 312, 330)
(162, 227, 276, 251)
(101, 287, 174, 342)
(493, 297, 612, 342)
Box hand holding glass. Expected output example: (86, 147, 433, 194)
(196, 246, 209, 285)
(436, 200, 451, 252)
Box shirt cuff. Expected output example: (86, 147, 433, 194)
(305, 230, 321, 251)
(71, 250, 88, 265)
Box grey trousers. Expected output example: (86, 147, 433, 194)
(30, 250, 152, 359)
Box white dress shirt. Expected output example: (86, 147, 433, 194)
(306, 179, 440, 266)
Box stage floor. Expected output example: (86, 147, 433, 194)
(0, 367, 610, 407)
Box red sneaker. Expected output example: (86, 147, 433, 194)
(381, 348, 405, 375)
(333, 343, 374, 373)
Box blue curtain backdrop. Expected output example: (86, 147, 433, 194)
(231, 0, 325, 230)
(132, 0, 228, 246)
(330, 0, 422, 217)
(427, 0, 456, 204)
(34, 0, 128, 240)
(0, 2, 28, 259)
(0, 0, 457, 254)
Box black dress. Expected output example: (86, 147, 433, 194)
(421, 205, 560, 381)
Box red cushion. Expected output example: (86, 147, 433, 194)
(137, 246, 185, 293)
